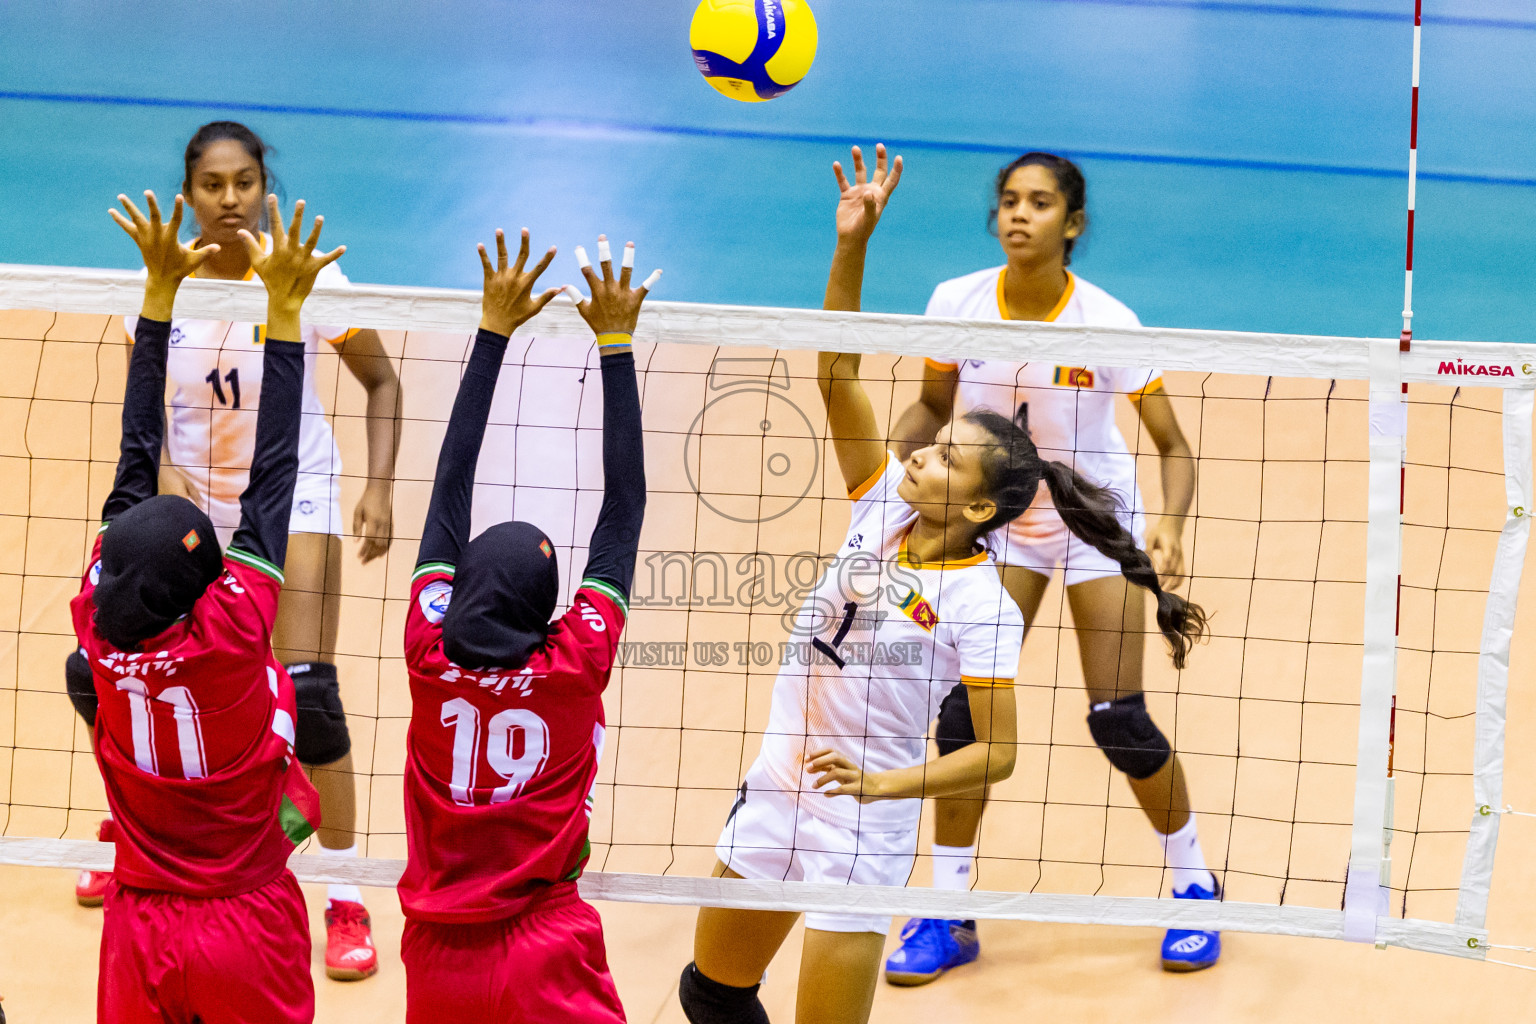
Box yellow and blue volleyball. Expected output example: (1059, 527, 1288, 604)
(690, 0, 818, 102)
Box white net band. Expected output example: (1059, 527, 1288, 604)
(0, 836, 1483, 959)
(3, 262, 1533, 386)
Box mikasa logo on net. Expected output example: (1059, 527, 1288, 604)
(1436, 359, 1520, 378)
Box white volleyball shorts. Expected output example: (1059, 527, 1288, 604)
(715, 764, 918, 935)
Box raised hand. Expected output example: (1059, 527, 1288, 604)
(567, 235, 660, 337)
(111, 191, 219, 320)
(478, 228, 561, 337)
(237, 196, 344, 339)
(832, 143, 902, 246)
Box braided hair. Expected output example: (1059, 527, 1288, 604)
(961, 409, 1207, 668)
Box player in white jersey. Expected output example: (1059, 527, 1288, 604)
(885, 151, 1221, 979)
(65, 122, 399, 979)
(678, 146, 1206, 1024)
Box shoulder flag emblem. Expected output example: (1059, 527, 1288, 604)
(1053, 366, 1095, 389)
(898, 589, 939, 632)
(182, 530, 201, 551)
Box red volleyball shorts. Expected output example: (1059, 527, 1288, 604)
(99, 871, 314, 1024)
(403, 883, 626, 1023)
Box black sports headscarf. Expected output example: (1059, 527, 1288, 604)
(94, 494, 223, 651)
(441, 520, 560, 670)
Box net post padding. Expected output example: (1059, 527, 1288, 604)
(1455, 388, 1535, 930)
(0, 837, 1485, 959)
(1344, 337, 1406, 943)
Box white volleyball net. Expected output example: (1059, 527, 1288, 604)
(0, 264, 1531, 961)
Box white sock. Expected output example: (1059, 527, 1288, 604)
(931, 843, 977, 893)
(322, 843, 364, 907)
(1158, 817, 1216, 894)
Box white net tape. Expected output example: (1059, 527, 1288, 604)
(0, 264, 1529, 960)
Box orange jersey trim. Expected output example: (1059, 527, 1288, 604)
(1126, 376, 1165, 403)
(960, 675, 1016, 688)
(896, 528, 989, 570)
(997, 269, 1075, 323)
(925, 357, 960, 372)
(190, 232, 264, 282)
(847, 452, 891, 501)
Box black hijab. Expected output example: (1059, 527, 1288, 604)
(94, 495, 223, 651)
(441, 520, 560, 671)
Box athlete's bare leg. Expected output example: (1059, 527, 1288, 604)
(796, 928, 885, 1024)
(1065, 573, 1191, 835)
(930, 566, 1049, 848)
(271, 532, 355, 849)
(693, 863, 800, 987)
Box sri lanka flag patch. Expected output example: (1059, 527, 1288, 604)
(898, 589, 939, 632)
(1053, 366, 1095, 388)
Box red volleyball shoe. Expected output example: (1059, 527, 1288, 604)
(75, 819, 115, 907)
(324, 900, 379, 980)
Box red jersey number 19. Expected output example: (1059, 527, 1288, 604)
(439, 698, 550, 806)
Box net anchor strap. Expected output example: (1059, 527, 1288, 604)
(1455, 388, 1534, 930)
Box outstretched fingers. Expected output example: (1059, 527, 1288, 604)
(167, 193, 189, 236)
(111, 193, 148, 235)
(235, 228, 266, 264)
(284, 198, 306, 247)
(531, 286, 562, 315)
(310, 243, 347, 271)
(302, 214, 325, 256)
(597, 234, 614, 283)
(832, 160, 852, 195)
(850, 145, 867, 184)
(882, 154, 904, 196)
(508, 229, 523, 274)
(143, 190, 166, 231)
(527, 243, 557, 283)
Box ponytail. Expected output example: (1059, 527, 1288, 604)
(1041, 461, 1207, 669)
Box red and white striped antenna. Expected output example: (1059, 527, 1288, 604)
(1401, 0, 1422, 351)
(1380, 0, 1423, 929)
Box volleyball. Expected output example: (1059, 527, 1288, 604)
(689, 0, 818, 102)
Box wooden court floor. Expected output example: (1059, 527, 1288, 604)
(4, 322, 1536, 1019)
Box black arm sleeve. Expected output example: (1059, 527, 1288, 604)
(581, 350, 646, 598)
(100, 317, 171, 523)
(416, 328, 512, 570)
(228, 338, 306, 571)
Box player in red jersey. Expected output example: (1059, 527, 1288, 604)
(398, 229, 654, 1023)
(70, 190, 342, 1024)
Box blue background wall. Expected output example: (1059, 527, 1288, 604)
(1, 1, 1531, 340)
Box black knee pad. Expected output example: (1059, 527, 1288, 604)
(679, 963, 769, 1024)
(66, 647, 98, 728)
(934, 682, 977, 756)
(1086, 693, 1172, 780)
(288, 661, 351, 766)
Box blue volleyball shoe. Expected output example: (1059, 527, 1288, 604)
(884, 918, 980, 986)
(1161, 881, 1222, 972)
